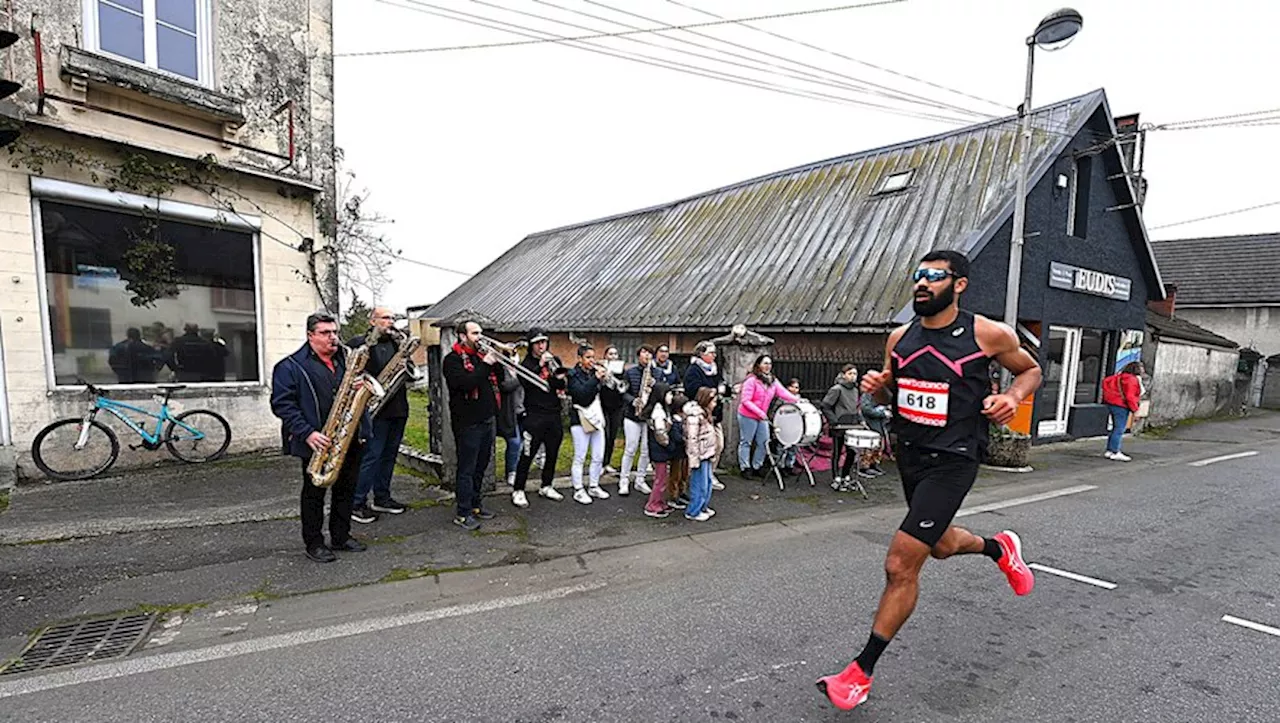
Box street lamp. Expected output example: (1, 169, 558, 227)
(1003, 8, 1084, 333)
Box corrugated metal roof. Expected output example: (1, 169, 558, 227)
(430, 90, 1109, 333)
(1151, 233, 1280, 306)
(1147, 310, 1238, 349)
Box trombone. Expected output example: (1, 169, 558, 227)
(477, 335, 550, 393)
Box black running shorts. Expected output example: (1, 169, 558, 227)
(896, 443, 980, 547)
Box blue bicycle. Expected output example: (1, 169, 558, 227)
(31, 379, 232, 481)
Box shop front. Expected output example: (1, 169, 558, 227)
(1026, 261, 1150, 441)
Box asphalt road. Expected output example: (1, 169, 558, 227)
(3, 444, 1277, 722)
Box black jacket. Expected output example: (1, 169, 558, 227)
(683, 362, 725, 423)
(520, 354, 567, 417)
(349, 333, 409, 419)
(567, 365, 602, 427)
(442, 350, 497, 428)
(622, 365, 651, 422)
(495, 366, 523, 438)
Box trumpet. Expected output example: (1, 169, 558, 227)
(477, 335, 549, 393)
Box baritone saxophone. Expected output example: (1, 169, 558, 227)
(307, 330, 386, 487)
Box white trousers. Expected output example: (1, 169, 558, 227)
(570, 425, 605, 490)
(620, 418, 651, 484)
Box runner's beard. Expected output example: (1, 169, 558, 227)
(913, 283, 956, 317)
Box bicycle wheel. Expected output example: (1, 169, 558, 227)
(31, 418, 120, 481)
(164, 409, 232, 463)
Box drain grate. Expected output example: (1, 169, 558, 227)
(0, 613, 156, 676)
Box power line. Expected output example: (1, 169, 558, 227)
(1150, 107, 1280, 130)
(376, 0, 979, 125)
(395, 253, 474, 276)
(544, 0, 993, 120)
(467, 0, 987, 121)
(664, 0, 1011, 115)
(337, 0, 907, 57)
(1149, 200, 1280, 231)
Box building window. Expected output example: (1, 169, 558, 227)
(84, 0, 213, 85)
(609, 334, 642, 365)
(39, 200, 260, 386)
(875, 169, 914, 195)
(1068, 156, 1093, 238)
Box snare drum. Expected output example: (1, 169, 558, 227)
(773, 400, 822, 447)
(844, 428, 883, 450)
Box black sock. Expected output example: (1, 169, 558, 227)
(854, 632, 890, 675)
(982, 537, 1003, 561)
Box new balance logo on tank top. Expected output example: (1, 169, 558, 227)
(890, 310, 991, 459)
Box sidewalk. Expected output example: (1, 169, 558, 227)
(2, 412, 1276, 658)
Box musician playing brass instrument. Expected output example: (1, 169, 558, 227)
(349, 307, 415, 524)
(270, 311, 371, 563)
(619, 345, 656, 496)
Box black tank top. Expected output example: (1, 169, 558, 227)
(890, 310, 991, 459)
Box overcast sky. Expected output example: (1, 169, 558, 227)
(332, 0, 1280, 314)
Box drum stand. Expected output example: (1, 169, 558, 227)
(765, 445, 816, 491)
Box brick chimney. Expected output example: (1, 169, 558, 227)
(1148, 283, 1177, 317)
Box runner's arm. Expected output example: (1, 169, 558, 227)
(977, 318, 1041, 404)
(865, 325, 910, 404)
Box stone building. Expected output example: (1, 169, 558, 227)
(0, 0, 336, 483)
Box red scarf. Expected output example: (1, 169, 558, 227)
(453, 341, 501, 408)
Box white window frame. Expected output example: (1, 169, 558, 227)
(82, 0, 215, 87)
(31, 178, 266, 391)
(875, 169, 915, 195)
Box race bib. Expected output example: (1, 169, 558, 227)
(897, 378, 949, 427)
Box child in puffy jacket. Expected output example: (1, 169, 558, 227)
(684, 387, 721, 521)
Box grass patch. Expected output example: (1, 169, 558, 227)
(405, 496, 444, 510)
(132, 601, 209, 616)
(0, 490, 8, 515)
(472, 513, 529, 543)
(370, 534, 408, 545)
(1140, 413, 1237, 439)
(395, 463, 442, 486)
(247, 581, 281, 602)
(403, 389, 431, 451)
(380, 564, 473, 583)
(789, 493, 823, 509)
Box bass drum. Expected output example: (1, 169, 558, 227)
(772, 400, 823, 447)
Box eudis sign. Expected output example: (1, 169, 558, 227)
(1049, 261, 1132, 301)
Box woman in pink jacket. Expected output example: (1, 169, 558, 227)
(737, 355, 799, 478)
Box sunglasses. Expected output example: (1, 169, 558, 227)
(912, 268, 957, 283)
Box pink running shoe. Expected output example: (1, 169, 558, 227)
(994, 530, 1035, 596)
(816, 661, 872, 711)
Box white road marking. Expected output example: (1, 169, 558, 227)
(1188, 451, 1259, 467)
(955, 485, 1097, 518)
(1027, 563, 1118, 590)
(0, 581, 606, 700)
(1222, 615, 1280, 637)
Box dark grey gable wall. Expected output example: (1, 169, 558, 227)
(964, 110, 1151, 331)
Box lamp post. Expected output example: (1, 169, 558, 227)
(1003, 8, 1084, 332)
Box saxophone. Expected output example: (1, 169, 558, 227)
(365, 327, 423, 419)
(307, 330, 387, 488)
(633, 362, 654, 416)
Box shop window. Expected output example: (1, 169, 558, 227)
(84, 0, 213, 85)
(1073, 329, 1106, 404)
(1068, 156, 1093, 238)
(39, 200, 260, 386)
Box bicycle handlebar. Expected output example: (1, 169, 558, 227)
(75, 376, 103, 398)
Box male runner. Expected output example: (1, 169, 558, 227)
(817, 250, 1042, 711)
